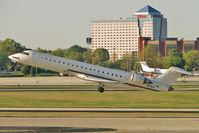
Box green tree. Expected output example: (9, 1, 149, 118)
(51, 48, 64, 57)
(120, 55, 133, 71)
(82, 49, 92, 63)
(139, 45, 167, 69)
(64, 45, 87, 61)
(139, 45, 158, 68)
(66, 45, 86, 54)
(67, 52, 83, 61)
(0, 38, 26, 71)
(112, 60, 121, 69)
(21, 65, 31, 76)
(184, 50, 199, 71)
(165, 49, 185, 68)
(36, 48, 51, 53)
(92, 48, 109, 65)
(115, 53, 138, 72)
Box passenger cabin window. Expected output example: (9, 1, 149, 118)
(20, 52, 30, 55)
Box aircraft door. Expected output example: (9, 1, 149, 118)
(32, 52, 43, 67)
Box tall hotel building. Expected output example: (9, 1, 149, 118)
(90, 5, 167, 60)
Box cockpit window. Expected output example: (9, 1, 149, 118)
(20, 51, 30, 55)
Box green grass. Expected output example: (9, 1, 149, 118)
(0, 91, 199, 108)
(0, 112, 199, 118)
(0, 74, 24, 77)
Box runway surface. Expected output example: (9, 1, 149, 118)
(1, 117, 199, 133)
(0, 77, 199, 132)
(0, 77, 96, 85)
(1, 107, 199, 113)
(0, 76, 199, 86)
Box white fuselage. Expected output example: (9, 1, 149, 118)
(9, 50, 172, 91)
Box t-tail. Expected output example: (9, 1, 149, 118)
(155, 67, 191, 91)
(138, 61, 155, 72)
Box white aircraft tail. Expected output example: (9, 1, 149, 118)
(138, 61, 153, 72)
(156, 67, 191, 86)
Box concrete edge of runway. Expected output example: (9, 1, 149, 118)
(0, 108, 199, 113)
(0, 126, 117, 133)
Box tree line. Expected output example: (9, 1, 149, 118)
(0, 38, 199, 76)
(139, 45, 199, 71)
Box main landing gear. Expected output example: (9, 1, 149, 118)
(98, 86, 104, 93)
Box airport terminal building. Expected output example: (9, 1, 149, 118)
(89, 5, 167, 61)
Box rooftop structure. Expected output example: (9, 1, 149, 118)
(135, 5, 161, 15)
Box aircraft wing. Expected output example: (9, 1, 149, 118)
(67, 70, 118, 83)
(76, 73, 118, 83)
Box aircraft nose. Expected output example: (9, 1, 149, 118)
(8, 54, 20, 60)
(8, 55, 13, 59)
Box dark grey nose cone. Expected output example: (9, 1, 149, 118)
(168, 86, 174, 91)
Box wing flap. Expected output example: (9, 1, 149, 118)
(67, 70, 118, 83)
(76, 74, 118, 83)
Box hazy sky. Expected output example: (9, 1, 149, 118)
(0, 0, 199, 50)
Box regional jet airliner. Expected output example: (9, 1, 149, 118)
(9, 50, 190, 92)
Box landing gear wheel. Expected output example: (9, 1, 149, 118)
(98, 86, 104, 93)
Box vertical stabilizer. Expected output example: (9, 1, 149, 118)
(156, 67, 191, 86)
(139, 61, 154, 72)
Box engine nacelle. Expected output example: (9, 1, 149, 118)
(130, 72, 145, 86)
(130, 72, 173, 91)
